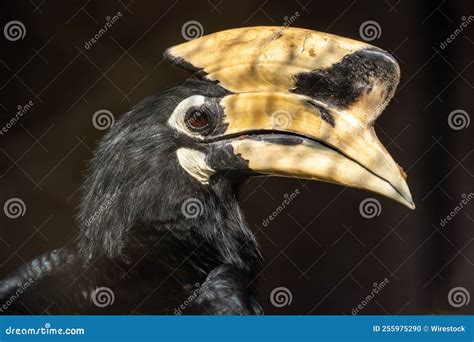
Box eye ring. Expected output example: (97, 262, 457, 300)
(184, 106, 213, 134)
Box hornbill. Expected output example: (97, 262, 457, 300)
(0, 27, 414, 315)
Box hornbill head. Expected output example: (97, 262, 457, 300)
(80, 26, 414, 262)
(163, 27, 414, 208)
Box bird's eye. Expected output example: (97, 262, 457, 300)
(185, 107, 210, 132)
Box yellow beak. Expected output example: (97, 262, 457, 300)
(166, 26, 415, 209)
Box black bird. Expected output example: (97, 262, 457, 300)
(0, 27, 414, 315)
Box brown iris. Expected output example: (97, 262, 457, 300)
(185, 108, 210, 131)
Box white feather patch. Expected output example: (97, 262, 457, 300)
(176, 148, 215, 184)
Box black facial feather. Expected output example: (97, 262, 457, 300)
(77, 80, 260, 272)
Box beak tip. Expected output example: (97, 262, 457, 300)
(401, 191, 415, 210)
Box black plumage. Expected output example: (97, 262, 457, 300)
(0, 80, 263, 315)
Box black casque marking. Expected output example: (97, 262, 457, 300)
(304, 100, 335, 127)
(164, 51, 231, 91)
(293, 48, 399, 109)
(164, 50, 209, 79)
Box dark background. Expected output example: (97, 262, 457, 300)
(0, 0, 472, 314)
